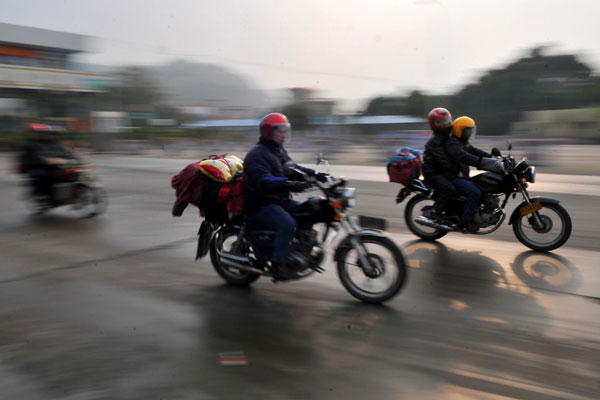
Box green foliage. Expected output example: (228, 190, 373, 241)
(364, 46, 600, 135)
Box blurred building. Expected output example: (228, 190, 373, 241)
(0, 22, 111, 131)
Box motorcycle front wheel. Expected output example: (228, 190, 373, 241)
(337, 235, 407, 304)
(72, 184, 107, 218)
(404, 195, 448, 240)
(512, 201, 572, 252)
(209, 226, 260, 286)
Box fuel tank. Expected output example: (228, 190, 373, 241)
(471, 172, 506, 193)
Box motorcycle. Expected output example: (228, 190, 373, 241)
(25, 158, 108, 218)
(197, 155, 407, 304)
(398, 144, 571, 252)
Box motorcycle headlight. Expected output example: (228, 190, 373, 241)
(341, 188, 356, 208)
(525, 166, 536, 183)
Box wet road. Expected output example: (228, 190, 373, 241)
(1, 155, 599, 399)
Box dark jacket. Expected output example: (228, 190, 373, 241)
(422, 131, 455, 179)
(243, 137, 314, 213)
(446, 136, 491, 178)
(23, 137, 72, 170)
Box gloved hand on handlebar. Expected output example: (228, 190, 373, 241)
(478, 157, 505, 174)
(314, 172, 330, 183)
(286, 180, 312, 193)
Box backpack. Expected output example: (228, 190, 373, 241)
(386, 147, 422, 186)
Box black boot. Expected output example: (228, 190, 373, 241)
(457, 220, 479, 232)
(270, 262, 297, 281)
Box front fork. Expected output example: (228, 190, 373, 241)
(520, 189, 545, 228)
(340, 215, 375, 274)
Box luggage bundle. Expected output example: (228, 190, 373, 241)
(171, 154, 244, 223)
(386, 147, 422, 186)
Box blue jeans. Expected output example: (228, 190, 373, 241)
(246, 202, 297, 264)
(451, 178, 481, 222)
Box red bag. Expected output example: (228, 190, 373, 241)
(217, 174, 244, 222)
(387, 150, 422, 186)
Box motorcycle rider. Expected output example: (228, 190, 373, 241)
(243, 113, 328, 279)
(422, 107, 456, 221)
(446, 116, 505, 231)
(21, 123, 74, 202)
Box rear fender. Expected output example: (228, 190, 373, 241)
(508, 197, 561, 225)
(333, 229, 388, 263)
(196, 221, 217, 260)
(408, 179, 432, 195)
(396, 179, 431, 204)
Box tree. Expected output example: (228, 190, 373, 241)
(96, 66, 181, 122)
(363, 46, 600, 135)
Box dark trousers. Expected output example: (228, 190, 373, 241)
(29, 168, 53, 197)
(451, 178, 481, 222)
(425, 175, 456, 214)
(246, 201, 298, 264)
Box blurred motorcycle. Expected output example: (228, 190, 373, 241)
(25, 158, 108, 218)
(398, 144, 571, 252)
(198, 155, 407, 304)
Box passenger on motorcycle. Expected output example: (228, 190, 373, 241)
(243, 113, 328, 279)
(21, 123, 75, 202)
(446, 116, 505, 231)
(421, 107, 456, 221)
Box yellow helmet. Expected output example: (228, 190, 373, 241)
(452, 116, 476, 141)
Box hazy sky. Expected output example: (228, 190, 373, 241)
(2, 0, 600, 109)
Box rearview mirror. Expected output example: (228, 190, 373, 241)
(316, 153, 330, 174)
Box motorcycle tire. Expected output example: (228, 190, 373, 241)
(337, 234, 407, 304)
(72, 184, 105, 219)
(512, 201, 572, 252)
(209, 226, 260, 286)
(404, 195, 448, 240)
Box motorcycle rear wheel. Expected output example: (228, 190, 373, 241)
(209, 226, 261, 286)
(337, 235, 407, 304)
(404, 195, 448, 240)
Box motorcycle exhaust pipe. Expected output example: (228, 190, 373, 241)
(415, 216, 455, 232)
(219, 256, 267, 276)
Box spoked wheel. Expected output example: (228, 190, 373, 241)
(209, 226, 260, 286)
(90, 187, 108, 217)
(25, 194, 52, 215)
(512, 201, 571, 252)
(404, 195, 447, 240)
(70, 184, 99, 218)
(337, 235, 407, 303)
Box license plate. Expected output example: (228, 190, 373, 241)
(358, 215, 387, 230)
(520, 201, 542, 216)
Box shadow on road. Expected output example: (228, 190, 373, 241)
(511, 250, 580, 294)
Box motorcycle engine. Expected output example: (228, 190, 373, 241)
(473, 195, 502, 227)
(287, 229, 324, 270)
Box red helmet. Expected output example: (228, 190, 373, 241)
(427, 108, 452, 134)
(26, 123, 53, 132)
(259, 113, 291, 140)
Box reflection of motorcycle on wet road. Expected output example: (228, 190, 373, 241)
(198, 156, 407, 304)
(511, 251, 579, 293)
(398, 145, 572, 252)
(24, 158, 108, 218)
